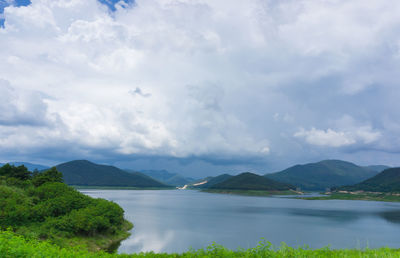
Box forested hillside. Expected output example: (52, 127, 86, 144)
(339, 167, 400, 192)
(56, 160, 168, 187)
(265, 160, 381, 190)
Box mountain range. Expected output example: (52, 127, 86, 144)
(264, 160, 387, 190)
(131, 169, 195, 187)
(1, 159, 393, 191)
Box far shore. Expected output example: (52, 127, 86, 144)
(72, 185, 175, 190)
(299, 191, 400, 202)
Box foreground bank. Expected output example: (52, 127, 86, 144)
(0, 164, 132, 252)
(1, 230, 399, 258)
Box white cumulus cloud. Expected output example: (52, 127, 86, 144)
(0, 0, 400, 170)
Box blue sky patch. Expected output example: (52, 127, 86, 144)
(0, 0, 134, 27)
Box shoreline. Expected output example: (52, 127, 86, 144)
(200, 189, 303, 196)
(299, 192, 400, 202)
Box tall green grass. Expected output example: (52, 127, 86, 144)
(1, 230, 399, 258)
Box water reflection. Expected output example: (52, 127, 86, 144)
(119, 230, 175, 253)
(379, 210, 400, 224)
(82, 190, 400, 253)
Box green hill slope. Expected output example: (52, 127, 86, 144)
(340, 167, 400, 192)
(191, 174, 233, 189)
(363, 165, 390, 173)
(265, 160, 381, 191)
(211, 172, 294, 191)
(56, 160, 168, 187)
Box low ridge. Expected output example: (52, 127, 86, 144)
(211, 172, 294, 191)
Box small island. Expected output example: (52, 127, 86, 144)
(190, 172, 299, 196)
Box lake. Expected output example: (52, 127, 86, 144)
(81, 189, 400, 253)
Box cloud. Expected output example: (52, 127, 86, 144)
(294, 128, 356, 147)
(0, 79, 51, 126)
(1, 0, 400, 172)
(294, 122, 381, 148)
(129, 87, 151, 98)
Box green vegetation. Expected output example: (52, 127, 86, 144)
(339, 167, 400, 193)
(265, 160, 383, 191)
(301, 192, 400, 202)
(0, 161, 50, 171)
(0, 164, 132, 252)
(210, 172, 294, 191)
(1, 230, 400, 258)
(56, 160, 168, 188)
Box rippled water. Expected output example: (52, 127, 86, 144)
(81, 189, 400, 253)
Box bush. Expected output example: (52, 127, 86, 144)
(0, 186, 33, 228)
(46, 199, 124, 236)
(31, 182, 92, 219)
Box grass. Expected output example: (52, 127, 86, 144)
(1, 230, 400, 258)
(201, 189, 300, 197)
(300, 192, 400, 202)
(13, 219, 134, 253)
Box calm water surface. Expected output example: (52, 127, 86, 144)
(81, 189, 400, 253)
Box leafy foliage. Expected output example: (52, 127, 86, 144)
(32, 167, 63, 187)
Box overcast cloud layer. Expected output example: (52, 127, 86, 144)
(1, 0, 400, 176)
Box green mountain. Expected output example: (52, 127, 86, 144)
(340, 167, 400, 192)
(211, 172, 294, 191)
(56, 160, 168, 187)
(265, 160, 382, 191)
(136, 170, 195, 186)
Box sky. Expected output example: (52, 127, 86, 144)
(1, 0, 400, 177)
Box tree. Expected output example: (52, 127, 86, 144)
(0, 164, 31, 180)
(32, 167, 63, 187)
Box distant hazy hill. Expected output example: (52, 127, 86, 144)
(0, 162, 49, 171)
(191, 174, 233, 189)
(363, 165, 390, 173)
(56, 160, 168, 187)
(137, 170, 195, 186)
(340, 167, 400, 193)
(211, 172, 294, 191)
(265, 160, 382, 191)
